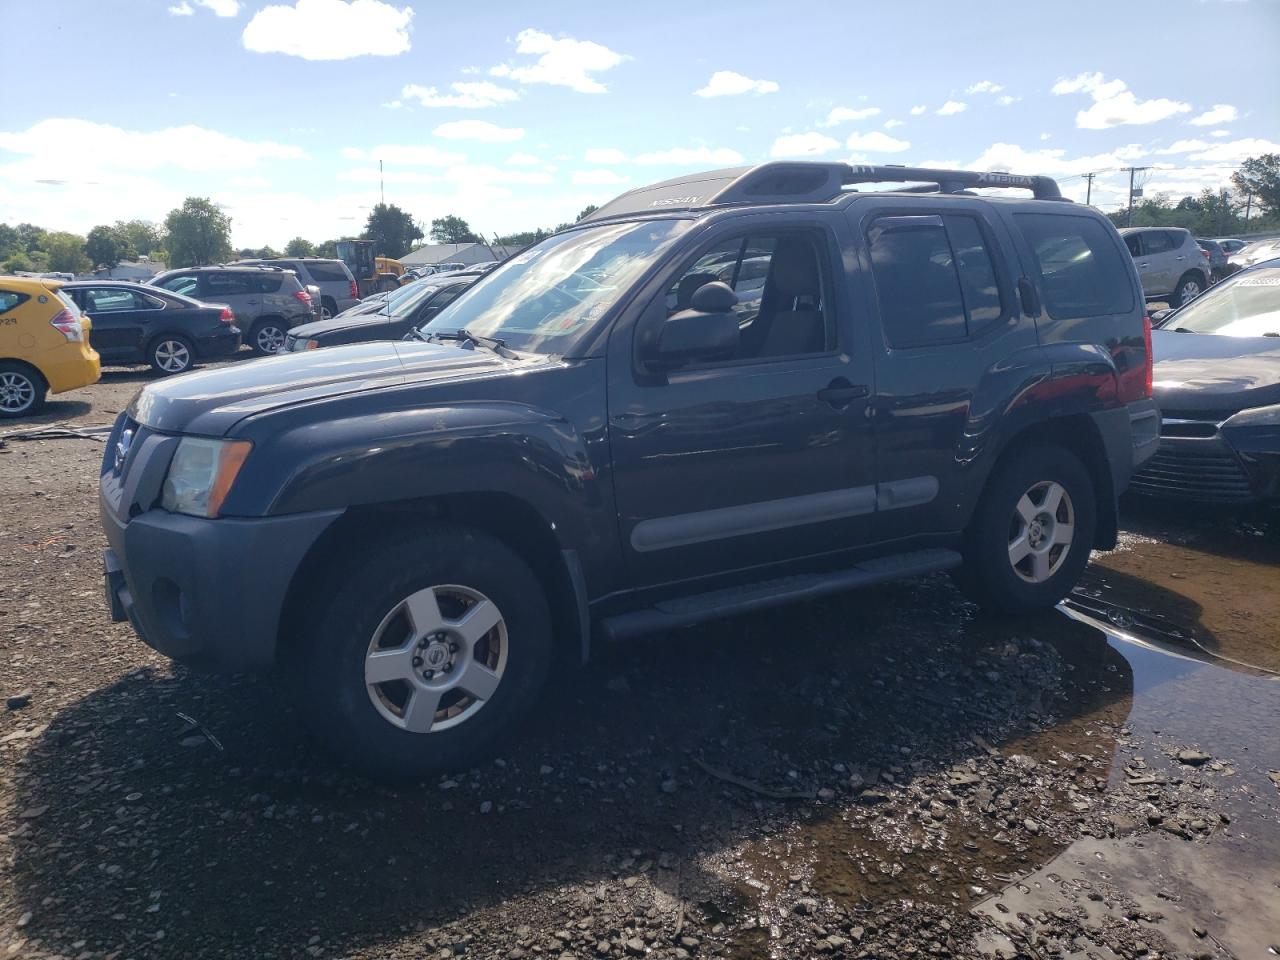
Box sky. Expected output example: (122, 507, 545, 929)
(1, 0, 1278, 248)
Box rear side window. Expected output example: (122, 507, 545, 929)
(866, 214, 1004, 347)
(1143, 231, 1176, 255)
(255, 274, 284, 293)
(157, 273, 199, 296)
(1015, 214, 1135, 320)
(0, 290, 27, 314)
(301, 260, 352, 282)
(203, 272, 255, 297)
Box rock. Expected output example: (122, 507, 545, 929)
(540, 765, 555, 775)
(18, 804, 48, 819)
(817, 787, 836, 801)
(624, 936, 646, 955)
(1176, 749, 1211, 766)
(792, 897, 820, 916)
(595, 941, 611, 955)
(5, 690, 32, 710)
(849, 926, 865, 942)
(606, 676, 631, 694)
(1023, 818, 1041, 835)
(16, 911, 32, 928)
(847, 773, 865, 790)
(661, 779, 677, 794)
(480, 801, 493, 814)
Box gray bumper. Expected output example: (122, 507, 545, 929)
(1092, 399, 1160, 495)
(102, 505, 340, 672)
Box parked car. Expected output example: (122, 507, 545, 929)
(1212, 238, 1250, 256)
(285, 276, 475, 351)
(0, 276, 100, 417)
(1195, 238, 1234, 283)
(1230, 238, 1280, 270)
(1131, 257, 1280, 504)
(1119, 227, 1211, 306)
(62, 280, 241, 375)
(100, 161, 1158, 779)
(149, 265, 313, 355)
(234, 258, 360, 320)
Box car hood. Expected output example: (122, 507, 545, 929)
(289, 311, 404, 339)
(129, 340, 521, 436)
(1151, 329, 1280, 416)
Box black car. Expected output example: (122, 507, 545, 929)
(101, 161, 1158, 780)
(1131, 257, 1280, 503)
(62, 280, 240, 375)
(284, 276, 474, 351)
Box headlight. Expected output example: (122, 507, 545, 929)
(292, 338, 319, 352)
(161, 438, 252, 517)
(1223, 403, 1280, 428)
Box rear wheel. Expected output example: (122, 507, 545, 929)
(320, 297, 336, 321)
(250, 319, 287, 355)
(0, 362, 46, 418)
(296, 524, 552, 782)
(956, 444, 1096, 615)
(148, 334, 195, 375)
(1169, 272, 1204, 308)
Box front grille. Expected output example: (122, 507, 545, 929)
(1130, 441, 1255, 502)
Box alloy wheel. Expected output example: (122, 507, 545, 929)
(153, 339, 191, 373)
(364, 584, 508, 733)
(0, 371, 36, 414)
(256, 325, 286, 353)
(1007, 480, 1075, 584)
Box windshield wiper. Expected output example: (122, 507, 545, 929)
(405, 326, 429, 342)
(425, 328, 517, 358)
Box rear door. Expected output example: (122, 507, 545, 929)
(198, 271, 260, 322)
(75, 287, 160, 358)
(1140, 230, 1179, 296)
(850, 199, 1032, 537)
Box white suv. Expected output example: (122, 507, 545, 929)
(1119, 227, 1210, 307)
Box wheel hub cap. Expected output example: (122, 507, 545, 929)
(1007, 480, 1075, 584)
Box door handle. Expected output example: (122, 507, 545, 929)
(1175, 255, 1186, 261)
(246, 299, 260, 304)
(1138, 262, 1149, 268)
(817, 379, 869, 407)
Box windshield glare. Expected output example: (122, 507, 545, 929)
(1167, 267, 1280, 336)
(420, 219, 690, 353)
(385, 282, 443, 317)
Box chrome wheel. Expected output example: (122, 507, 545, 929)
(364, 584, 507, 733)
(153, 338, 191, 373)
(255, 324, 286, 353)
(1007, 480, 1075, 584)
(1178, 279, 1201, 302)
(320, 304, 334, 321)
(0, 371, 36, 414)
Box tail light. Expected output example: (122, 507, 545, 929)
(293, 290, 312, 306)
(349, 280, 359, 299)
(49, 308, 83, 342)
(218, 307, 235, 324)
(1143, 315, 1153, 399)
(1200, 248, 1211, 262)
(1117, 315, 1154, 403)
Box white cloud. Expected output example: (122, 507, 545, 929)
(965, 80, 1003, 94)
(400, 81, 519, 109)
(969, 141, 1147, 177)
(1210, 129, 1230, 138)
(489, 29, 627, 94)
(505, 152, 541, 166)
(346, 143, 466, 166)
(228, 175, 271, 188)
(572, 169, 628, 186)
(997, 95, 1019, 106)
(1156, 139, 1210, 155)
(242, 0, 412, 61)
(168, 2, 194, 15)
(845, 131, 911, 153)
(632, 146, 745, 166)
(883, 119, 904, 129)
(937, 100, 967, 116)
(432, 120, 524, 142)
(1040, 132, 1052, 141)
(1188, 104, 1239, 126)
(1185, 137, 1280, 164)
(818, 106, 880, 127)
(694, 71, 779, 98)
(196, 0, 240, 14)
(770, 132, 841, 158)
(1050, 72, 1190, 129)
(585, 147, 627, 164)
(909, 105, 927, 115)
(0, 118, 306, 174)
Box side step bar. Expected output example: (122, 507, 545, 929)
(598, 548, 962, 642)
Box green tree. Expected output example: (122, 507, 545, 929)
(164, 197, 233, 268)
(285, 236, 315, 257)
(577, 204, 599, 222)
(0, 224, 20, 260)
(364, 203, 423, 258)
(114, 219, 163, 259)
(1232, 154, 1280, 215)
(85, 225, 133, 275)
(16, 223, 47, 254)
(45, 232, 91, 274)
(428, 214, 479, 245)
(3, 252, 33, 274)
(315, 239, 341, 259)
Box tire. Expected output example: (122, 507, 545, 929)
(955, 444, 1096, 616)
(320, 297, 336, 322)
(1169, 272, 1205, 308)
(148, 334, 195, 375)
(0, 361, 47, 418)
(296, 523, 553, 782)
(250, 319, 287, 355)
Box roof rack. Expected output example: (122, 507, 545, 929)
(581, 161, 1066, 223)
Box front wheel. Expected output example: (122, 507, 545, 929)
(296, 524, 552, 782)
(1169, 272, 1204, 308)
(956, 444, 1096, 615)
(250, 319, 287, 355)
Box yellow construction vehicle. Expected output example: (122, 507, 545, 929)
(336, 240, 409, 297)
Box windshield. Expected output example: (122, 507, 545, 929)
(420, 219, 691, 353)
(1164, 266, 1280, 336)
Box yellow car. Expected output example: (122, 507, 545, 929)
(0, 276, 101, 418)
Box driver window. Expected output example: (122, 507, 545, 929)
(664, 231, 834, 361)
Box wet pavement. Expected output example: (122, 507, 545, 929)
(1, 377, 1278, 958)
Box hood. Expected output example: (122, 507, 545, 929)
(129, 340, 517, 436)
(1151, 329, 1280, 416)
(289, 311, 404, 340)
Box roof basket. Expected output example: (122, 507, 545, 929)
(581, 161, 1066, 223)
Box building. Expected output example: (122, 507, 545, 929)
(80, 260, 166, 281)
(398, 242, 509, 269)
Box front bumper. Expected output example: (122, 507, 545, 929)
(1130, 419, 1280, 503)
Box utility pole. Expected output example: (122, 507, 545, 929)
(1123, 166, 1150, 226)
(1083, 172, 1095, 206)
(379, 160, 385, 207)
(1244, 190, 1253, 228)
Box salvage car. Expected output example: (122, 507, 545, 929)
(284, 275, 475, 351)
(1131, 257, 1280, 503)
(100, 162, 1158, 779)
(0, 275, 100, 417)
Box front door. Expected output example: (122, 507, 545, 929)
(607, 215, 878, 587)
(75, 287, 160, 359)
(1140, 230, 1179, 296)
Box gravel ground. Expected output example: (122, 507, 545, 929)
(2, 361, 1278, 959)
